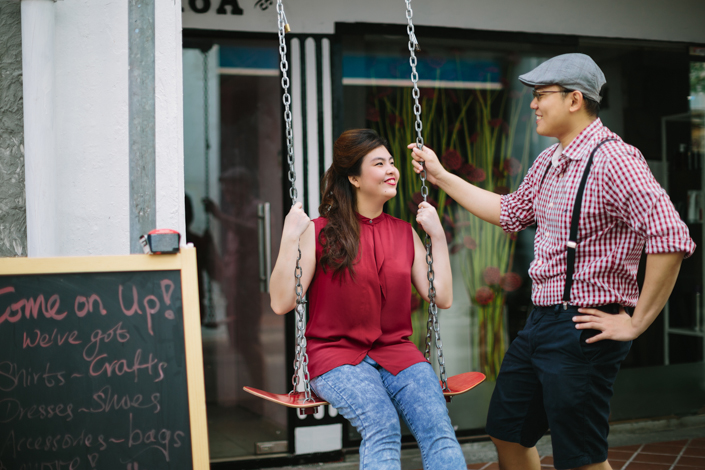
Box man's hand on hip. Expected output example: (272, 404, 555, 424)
(573, 307, 639, 343)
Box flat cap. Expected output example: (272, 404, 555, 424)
(519, 53, 606, 103)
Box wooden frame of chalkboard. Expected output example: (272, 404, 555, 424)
(0, 246, 209, 470)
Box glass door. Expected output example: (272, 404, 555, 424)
(183, 38, 288, 461)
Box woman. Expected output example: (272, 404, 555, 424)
(270, 129, 465, 470)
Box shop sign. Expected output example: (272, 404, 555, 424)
(182, 0, 277, 32)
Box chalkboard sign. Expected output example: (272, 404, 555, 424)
(0, 247, 209, 470)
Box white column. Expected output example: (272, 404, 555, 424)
(21, 0, 56, 257)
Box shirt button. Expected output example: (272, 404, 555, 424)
(537, 284, 542, 289)
(545, 232, 550, 237)
(549, 203, 553, 208)
(538, 260, 543, 265)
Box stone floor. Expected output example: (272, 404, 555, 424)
(265, 414, 705, 470)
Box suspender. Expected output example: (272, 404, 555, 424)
(537, 139, 617, 309)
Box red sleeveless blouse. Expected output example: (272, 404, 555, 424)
(305, 212, 427, 379)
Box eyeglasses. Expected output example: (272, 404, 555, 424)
(532, 89, 571, 101)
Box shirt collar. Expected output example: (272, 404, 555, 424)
(561, 118, 603, 163)
(356, 212, 386, 226)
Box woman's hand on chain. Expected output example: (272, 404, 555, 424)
(283, 202, 311, 242)
(415, 202, 444, 239)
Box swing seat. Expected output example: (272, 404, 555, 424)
(243, 386, 329, 415)
(442, 371, 486, 399)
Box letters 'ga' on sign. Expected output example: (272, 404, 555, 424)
(0, 247, 209, 470)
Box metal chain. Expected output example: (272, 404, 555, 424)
(405, 0, 448, 391)
(202, 50, 216, 326)
(277, 0, 313, 403)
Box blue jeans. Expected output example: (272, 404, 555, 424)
(310, 356, 466, 470)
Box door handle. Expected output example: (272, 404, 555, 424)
(257, 202, 272, 293)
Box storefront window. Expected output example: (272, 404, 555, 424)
(340, 30, 703, 435)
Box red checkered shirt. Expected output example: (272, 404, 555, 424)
(500, 118, 696, 307)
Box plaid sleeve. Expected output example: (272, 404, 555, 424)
(603, 144, 696, 258)
(499, 150, 551, 233)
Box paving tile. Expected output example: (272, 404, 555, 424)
(476, 464, 499, 470)
(684, 446, 705, 457)
(652, 439, 689, 447)
(641, 444, 684, 455)
(466, 464, 487, 469)
(540, 456, 554, 465)
(688, 437, 705, 449)
(631, 453, 677, 464)
(612, 445, 642, 452)
(622, 462, 671, 470)
(610, 450, 638, 460)
(674, 455, 705, 467)
(609, 460, 628, 470)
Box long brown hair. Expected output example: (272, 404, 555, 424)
(318, 129, 392, 278)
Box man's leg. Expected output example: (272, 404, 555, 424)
(536, 306, 631, 470)
(491, 437, 540, 470)
(486, 308, 549, 470)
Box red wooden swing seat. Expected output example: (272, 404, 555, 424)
(243, 370, 486, 413)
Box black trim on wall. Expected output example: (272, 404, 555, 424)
(316, 38, 326, 186)
(299, 36, 309, 216)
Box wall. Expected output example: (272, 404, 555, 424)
(0, 2, 26, 257)
(20, 0, 185, 256)
(182, 0, 705, 44)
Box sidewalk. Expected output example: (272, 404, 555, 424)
(267, 415, 705, 470)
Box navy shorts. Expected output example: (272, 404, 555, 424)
(485, 304, 632, 470)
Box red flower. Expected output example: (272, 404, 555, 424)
(441, 149, 463, 171)
(475, 286, 495, 306)
(444, 197, 454, 207)
(500, 272, 522, 292)
(463, 236, 477, 250)
(427, 197, 439, 209)
(483, 266, 501, 286)
(503, 157, 522, 176)
(412, 191, 424, 205)
(469, 132, 479, 143)
(489, 118, 503, 128)
(493, 186, 510, 195)
(493, 166, 504, 178)
(388, 113, 404, 128)
(407, 201, 419, 215)
(366, 107, 380, 122)
(502, 122, 510, 135)
(443, 214, 455, 227)
(467, 168, 486, 183)
(445, 230, 453, 244)
(460, 163, 475, 177)
(508, 232, 518, 241)
(427, 56, 446, 69)
(450, 244, 463, 255)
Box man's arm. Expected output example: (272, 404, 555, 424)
(573, 252, 684, 342)
(409, 144, 501, 226)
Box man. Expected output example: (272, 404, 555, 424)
(409, 53, 695, 470)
